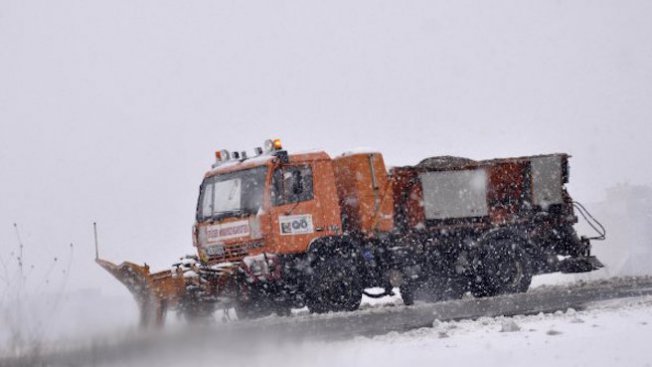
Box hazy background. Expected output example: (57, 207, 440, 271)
(1, 0, 652, 339)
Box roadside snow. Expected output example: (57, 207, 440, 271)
(276, 297, 652, 367)
(5, 280, 652, 367)
(105, 295, 652, 367)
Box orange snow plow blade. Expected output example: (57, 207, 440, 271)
(96, 258, 186, 328)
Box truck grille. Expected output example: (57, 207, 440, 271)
(209, 242, 261, 262)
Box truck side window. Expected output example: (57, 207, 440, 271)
(201, 184, 213, 218)
(272, 165, 314, 205)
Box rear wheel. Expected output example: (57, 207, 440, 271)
(306, 255, 362, 313)
(471, 237, 532, 297)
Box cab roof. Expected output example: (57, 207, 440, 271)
(204, 150, 331, 178)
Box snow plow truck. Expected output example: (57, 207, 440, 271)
(97, 139, 604, 327)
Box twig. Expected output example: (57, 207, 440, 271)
(13, 223, 24, 282)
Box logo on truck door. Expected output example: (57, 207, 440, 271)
(279, 214, 314, 235)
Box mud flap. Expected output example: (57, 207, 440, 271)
(96, 259, 186, 328)
(558, 256, 604, 274)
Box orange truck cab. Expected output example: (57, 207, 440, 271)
(192, 140, 397, 316)
(194, 149, 341, 261)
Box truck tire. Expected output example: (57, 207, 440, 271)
(306, 255, 362, 313)
(472, 237, 532, 297)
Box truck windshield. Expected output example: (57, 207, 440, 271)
(197, 166, 268, 221)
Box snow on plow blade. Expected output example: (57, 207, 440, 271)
(96, 258, 186, 328)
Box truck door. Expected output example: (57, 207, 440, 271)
(268, 163, 327, 254)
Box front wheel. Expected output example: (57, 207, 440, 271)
(306, 255, 362, 313)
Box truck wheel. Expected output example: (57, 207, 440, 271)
(306, 255, 362, 313)
(472, 238, 532, 297)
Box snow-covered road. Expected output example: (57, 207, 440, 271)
(79, 294, 652, 367)
(242, 296, 652, 367)
(3, 276, 652, 367)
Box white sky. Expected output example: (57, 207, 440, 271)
(1, 0, 651, 294)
